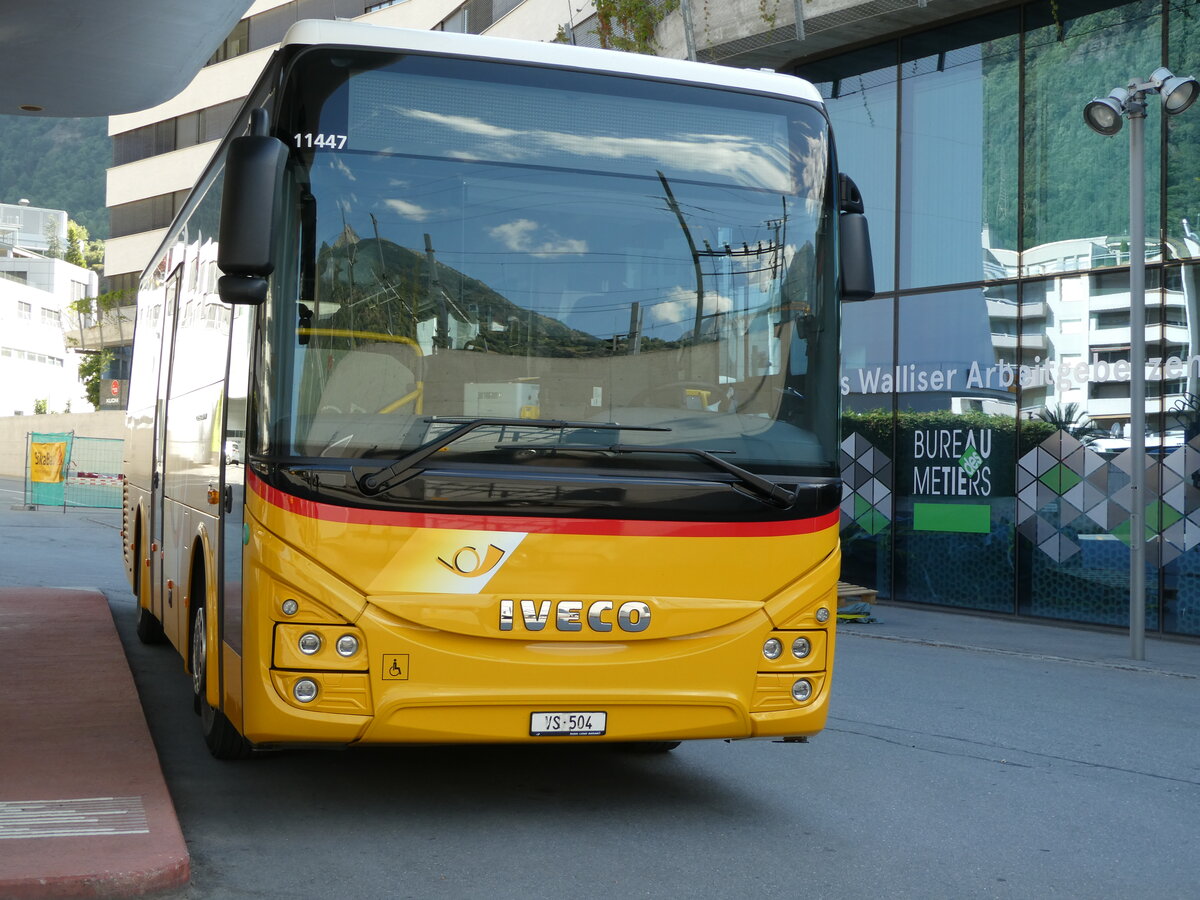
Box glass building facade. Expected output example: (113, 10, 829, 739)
(791, 0, 1200, 637)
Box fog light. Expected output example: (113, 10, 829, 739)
(293, 678, 318, 703)
(792, 636, 811, 659)
(336, 634, 359, 657)
(298, 632, 322, 655)
(815, 607, 830, 623)
(763, 638, 783, 660)
(281, 598, 299, 616)
(791, 678, 813, 703)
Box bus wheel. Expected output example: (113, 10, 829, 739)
(135, 604, 165, 644)
(190, 602, 252, 760)
(133, 534, 165, 644)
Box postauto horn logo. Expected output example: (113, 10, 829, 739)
(438, 544, 507, 578)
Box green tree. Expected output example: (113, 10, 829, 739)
(1036, 402, 1106, 445)
(67, 288, 130, 410)
(594, 0, 679, 54)
(43, 215, 64, 259)
(65, 219, 104, 272)
(77, 349, 114, 410)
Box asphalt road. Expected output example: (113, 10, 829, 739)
(3, 477, 1197, 899)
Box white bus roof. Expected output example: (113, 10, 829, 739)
(281, 19, 823, 106)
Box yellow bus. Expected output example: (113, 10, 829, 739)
(122, 20, 874, 757)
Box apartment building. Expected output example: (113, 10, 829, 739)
(0, 201, 98, 416)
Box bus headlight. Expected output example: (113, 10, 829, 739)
(792, 637, 812, 659)
(791, 678, 813, 703)
(298, 632, 322, 655)
(815, 607, 830, 623)
(762, 638, 783, 660)
(281, 598, 299, 616)
(293, 678, 319, 703)
(335, 634, 359, 657)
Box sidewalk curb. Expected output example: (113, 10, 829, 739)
(0, 855, 190, 900)
(0, 588, 190, 899)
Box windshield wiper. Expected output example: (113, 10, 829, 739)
(607, 444, 799, 508)
(476, 441, 801, 509)
(358, 417, 670, 495)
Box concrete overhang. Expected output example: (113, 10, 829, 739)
(0, 0, 253, 117)
(698, 0, 1018, 70)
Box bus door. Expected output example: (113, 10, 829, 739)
(218, 303, 254, 723)
(151, 266, 182, 643)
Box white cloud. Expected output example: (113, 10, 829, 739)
(489, 218, 587, 257)
(392, 107, 792, 190)
(331, 157, 357, 182)
(648, 285, 735, 327)
(401, 108, 520, 139)
(383, 198, 431, 221)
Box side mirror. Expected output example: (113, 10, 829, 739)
(217, 115, 289, 305)
(839, 173, 875, 301)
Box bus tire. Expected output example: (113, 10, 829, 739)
(190, 592, 252, 760)
(135, 605, 166, 644)
(133, 529, 165, 645)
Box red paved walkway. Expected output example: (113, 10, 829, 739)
(0, 588, 188, 898)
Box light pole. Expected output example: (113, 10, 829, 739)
(1084, 67, 1199, 660)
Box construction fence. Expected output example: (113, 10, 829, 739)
(25, 432, 123, 510)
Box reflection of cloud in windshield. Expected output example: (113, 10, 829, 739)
(547, 132, 788, 191)
(796, 132, 827, 198)
(383, 198, 432, 221)
(402, 108, 520, 139)
(396, 108, 791, 191)
(648, 285, 735, 328)
(330, 158, 357, 182)
(489, 218, 588, 257)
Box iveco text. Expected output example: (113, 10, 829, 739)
(499, 599, 651, 633)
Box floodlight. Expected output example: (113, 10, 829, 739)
(1151, 67, 1200, 114)
(1084, 88, 1129, 135)
(1082, 67, 1199, 662)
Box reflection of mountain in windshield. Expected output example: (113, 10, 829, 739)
(315, 229, 686, 358)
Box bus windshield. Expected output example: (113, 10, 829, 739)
(264, 49, 839, 482)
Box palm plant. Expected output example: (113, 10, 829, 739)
(1035, 402, 1107, 444)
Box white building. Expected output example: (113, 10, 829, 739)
(990, 231, 1200, 441)
(0, 202, 98, 416)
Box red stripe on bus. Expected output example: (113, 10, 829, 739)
(247, 471, 838, 538)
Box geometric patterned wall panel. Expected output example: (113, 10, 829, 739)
(840, 432, 892, 535)
(1107, 446, 1164, 565)
(1016, 430, 1129, 562)
(1013, 430, 1194, 564)
(1157, 437, 1200, 565)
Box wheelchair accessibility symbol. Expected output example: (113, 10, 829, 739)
(382, 654, 409, 681)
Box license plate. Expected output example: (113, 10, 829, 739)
(530, 711, 606, 736)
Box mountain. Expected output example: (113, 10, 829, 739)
(317, 233, 611, 357)
(0, 115, 109, 239)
